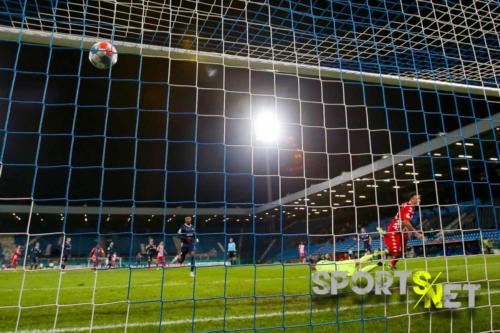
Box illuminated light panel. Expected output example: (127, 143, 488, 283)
(254, 111, 280, 143)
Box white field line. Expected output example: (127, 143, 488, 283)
(1, 261, 498, 292)
(0, 275, 308, 292)
(3, 290, 500, 333)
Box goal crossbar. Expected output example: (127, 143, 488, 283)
(1, 26, 499, 98)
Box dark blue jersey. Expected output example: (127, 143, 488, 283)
(63, 241, 72, 256)
(30, 247, 41, 259)
(146, 244, 156, 257)
(106, 245, 114, 258)
(178, 223, 195, 246)
(359, 234, 371, 245)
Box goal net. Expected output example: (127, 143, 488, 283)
(0, 0, 499, 332)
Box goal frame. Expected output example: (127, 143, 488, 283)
(1, 26, 499, 98)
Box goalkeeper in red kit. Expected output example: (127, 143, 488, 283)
(379, 192, 425, 269)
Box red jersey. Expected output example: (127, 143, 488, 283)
(156, 245, 164, 258)
(11, 248, 21, 261)
(298, 244, 305, 255)
(388, 201, 415, 233)
(91, 247, 104, 261)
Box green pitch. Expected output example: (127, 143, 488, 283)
(1, 255, 499, 333)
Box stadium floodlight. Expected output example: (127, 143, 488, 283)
(253, 111, 280, 144)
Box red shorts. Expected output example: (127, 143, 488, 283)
(157, 256, 164, 262)
(384, 232, 408, 257)
(11, 258, 18, 265)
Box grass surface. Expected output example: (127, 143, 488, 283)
(1, 255, 499, 333)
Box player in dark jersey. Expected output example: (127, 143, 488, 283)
(359, 227, 372, 254)
(171, 216, 198, 277)
(29, 242, 42, 270)
(61, 237, 72, 270)
(381, 193, 425, 269)
(106, 241, 114, 269)
(145, 239, 156, 269)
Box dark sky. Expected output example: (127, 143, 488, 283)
(0, 40, 498, 240)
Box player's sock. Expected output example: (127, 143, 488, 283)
(190, 256, 195, 272)
(389, 258, 398, 269)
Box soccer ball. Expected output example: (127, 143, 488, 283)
(88, 41, 117, 69)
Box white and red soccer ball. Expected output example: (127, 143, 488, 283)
(88, 41, 118, 69)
